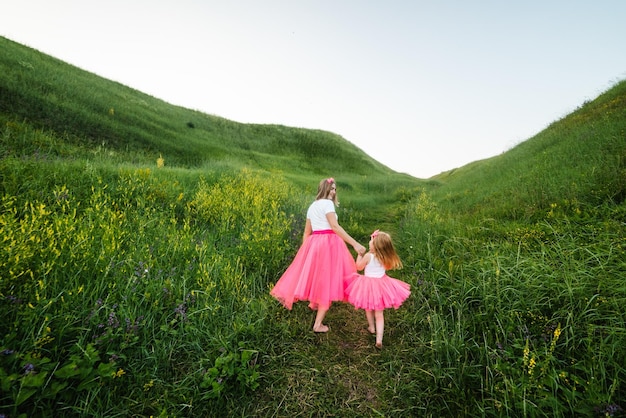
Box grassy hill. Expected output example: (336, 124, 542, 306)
(0, 36, 409, 179)
(1, 34, 626, 417)
(0, 34, 420, 235)
(430, 80, 626, 221)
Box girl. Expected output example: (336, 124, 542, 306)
(346, 229, 410, 348)
(270, 178, 366, 333)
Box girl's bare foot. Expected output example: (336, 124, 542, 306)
(313, 324, 329, 333)
(367, 326, 376, 335)
(375, 342, 383, 349)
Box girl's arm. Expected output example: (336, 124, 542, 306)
(355, 252, 371, 271)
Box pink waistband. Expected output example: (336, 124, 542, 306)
(312, 229, 334, 235)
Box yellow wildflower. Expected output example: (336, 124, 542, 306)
(528, 356, 536, 375)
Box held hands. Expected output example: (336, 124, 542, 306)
(354, 243, 366, 256)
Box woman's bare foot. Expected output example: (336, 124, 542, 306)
(313, 324, 329, 333)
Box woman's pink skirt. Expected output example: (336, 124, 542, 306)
(346, 274, 411, 311)
(270, 230, 358, 310)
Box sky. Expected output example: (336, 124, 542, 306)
(2, 1, 626, 178)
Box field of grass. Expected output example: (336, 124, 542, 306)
(1, 35, 626, 417)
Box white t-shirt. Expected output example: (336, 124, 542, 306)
(306, 199, 336, 231)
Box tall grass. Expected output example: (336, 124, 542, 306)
(394, 193, 626, 416)
(0, 167, 304, 416)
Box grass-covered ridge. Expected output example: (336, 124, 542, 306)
(2, 34, 626, 417)
(0, 36, 401, 180)
(430, 80, 626, 221)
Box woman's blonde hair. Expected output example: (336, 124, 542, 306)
(315, 177, 338, 205)
(371, 231, 402, 270)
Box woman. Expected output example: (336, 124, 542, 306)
(270, 177, 366, 332)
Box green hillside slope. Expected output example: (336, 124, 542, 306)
(430, 79, 626, 220)
(0, 36, 403, 179)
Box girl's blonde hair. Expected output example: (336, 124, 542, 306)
(371, 231, 402, 270)
(315, 177, 338, 205)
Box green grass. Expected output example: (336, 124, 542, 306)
(430, 81, 626, 222)
(1, 34, 626, 417)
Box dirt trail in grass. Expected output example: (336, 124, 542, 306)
(316, 303, 388, 405)
(258, 300, 414, 416)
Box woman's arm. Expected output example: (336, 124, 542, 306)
(326, 213, 366, 255)
(303, 218, 312, 245)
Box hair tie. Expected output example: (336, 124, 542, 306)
(370, 229, 380, 239)
(326, 177, 335, 184)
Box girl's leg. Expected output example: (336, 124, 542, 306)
(374, 310, 385, 348)
(365, 310, 375, 334)
(313, 307, 329, 333)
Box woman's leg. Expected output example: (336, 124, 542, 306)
(313, 307, 329, 332)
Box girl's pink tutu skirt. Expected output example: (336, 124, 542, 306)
(346, 274, 411, 311)
(270, 230, 358, 310)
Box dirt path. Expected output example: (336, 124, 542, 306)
(257, 302, 393, 416)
